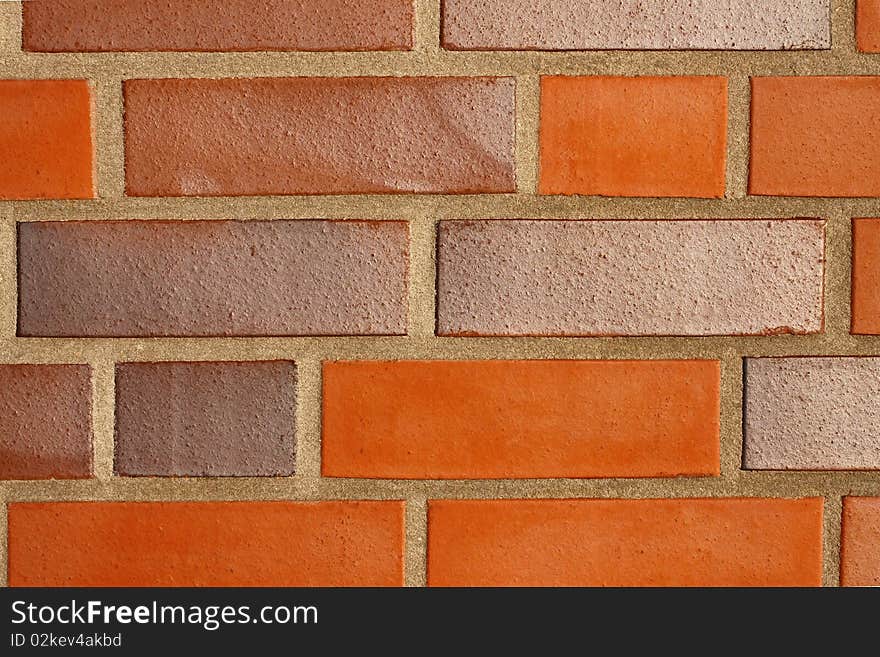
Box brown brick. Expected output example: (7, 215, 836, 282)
(115, 361, 296, 477)
(436, 220, 825, 337)
(17, 220, 408, 337)
(0, 365, 92, 480)
(124, 77, 516, 197)
(23, 0, 413, 52)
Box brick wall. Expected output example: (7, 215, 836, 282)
(1, 0, 879, 587)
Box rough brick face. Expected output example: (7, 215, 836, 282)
(744, 358, 880, 471)
(23, 0, 413, 52)
(857, 0, 880, 52)
(124, 77, 515, 197)
(0, 365, 92, 480)
(443, 0, 830, 51)
(436, 220, 824, 337)
(539, 76, 727, 197)
(8, 501, 405, 586)
(17, 220, 408, 337)
(841, 497, 880, 586)
(322, 360, 720, 479)
(852, 218, 880, 334)
(115, 361, 297, 477)
(0, 80, 93, 200)
(427, 498, 824, 587)
(750, 77, 880, 197)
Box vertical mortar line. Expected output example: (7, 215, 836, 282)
(0, 494, 7, 587)
(0, 212, 15, 338)
(414, 0, 442, 54)
(832, 0, 857, 53)
(822, 494, 844, 587)
(0, 1, 22, 52)
(404, 495, 428, 587)
(823, 209, 853, 339)
(725, 74, 751, 201)
(92, 77, 126, 199)
(91, 360, 116, 481)
(719, 351, 745, 479)
(408, 214, 437, 338)
(515, 75, 541, 196)
(293, 358, 323, 491)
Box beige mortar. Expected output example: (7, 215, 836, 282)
(0, 0, 878, 587)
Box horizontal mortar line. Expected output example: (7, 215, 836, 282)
(1, 472, 879, 502)
(4, 336, 880, 362)
(9, 197, 880, 220)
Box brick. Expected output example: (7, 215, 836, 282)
(322, 360, 720, 479)
(841, 497, 880, 586)
(23, 0, 413, 52)
(443, 0, 830, 51)
(852, 218, 880, 334)
(539, 76, 727, 197)
(437, 220, 824, 337)
(744, 358, 880, 470)
(0, 80, 93, 200)
(427, 498, 824, 587)
(8, 501, 405, 586)
(124, 77, 515, 197)
(17, 220, 408, 337)
(115, 361, 296, 477)
(750, 77, 880, 197)
(857, 0, 880, 52)
(0, 365, 92, 480)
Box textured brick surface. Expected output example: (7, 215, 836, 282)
(323, 360, 720, 479)
(17, 220, 408, 337)
(0, 365, 92, 480)
(115, 361, 297, 477)
(539, 76, 727, 197)
(841, 497, 880, 586)
(23, 0, 413, 52)
(427, 498, 824, 586)
(8, 501, 405, 586)
(124, 77, 516, 197)
(437, 220, 825, 337)
(443, 0, 830, 51)
(0, 80, 93, 200)
(750, 77, 880, 197)
(857, 0, 880, 52)
(852, 218, 880, 334)
(744, 358, 880, 471)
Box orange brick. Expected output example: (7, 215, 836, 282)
(841, 497, 880, 586)
(0, 80, 94, 199)
(427, 498, 824, 586)
(852, 218, 880, 334)
(539, 76, 727, 197)
(322, 360, 720, 479)
(857, 0, 880, 52)
(8, 501, 405, 586)
(750, 76, 880, 197)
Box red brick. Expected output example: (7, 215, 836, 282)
(750, 77, 880, 196)
(322, 360, 720, 479)
(8, 501, 405, 586)
(17, 220, 408, 337)
(115, 361, 296, 477)
(539, 76, 727, 197)
(0, 80, 94, 200)
(428, 498, 824, 587)
(852, 218, 880, 334)
(124, 77, 515, 197)
(841, 497, 880, 586)
(857, 0, 880, 52)
(23, 0, 413, 52)
(0, 365, 92, 480)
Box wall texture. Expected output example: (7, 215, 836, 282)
(1, 0, 880, 587)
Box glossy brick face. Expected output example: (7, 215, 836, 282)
(124, 77, 516, 196)
(23, 0, 414, 52)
